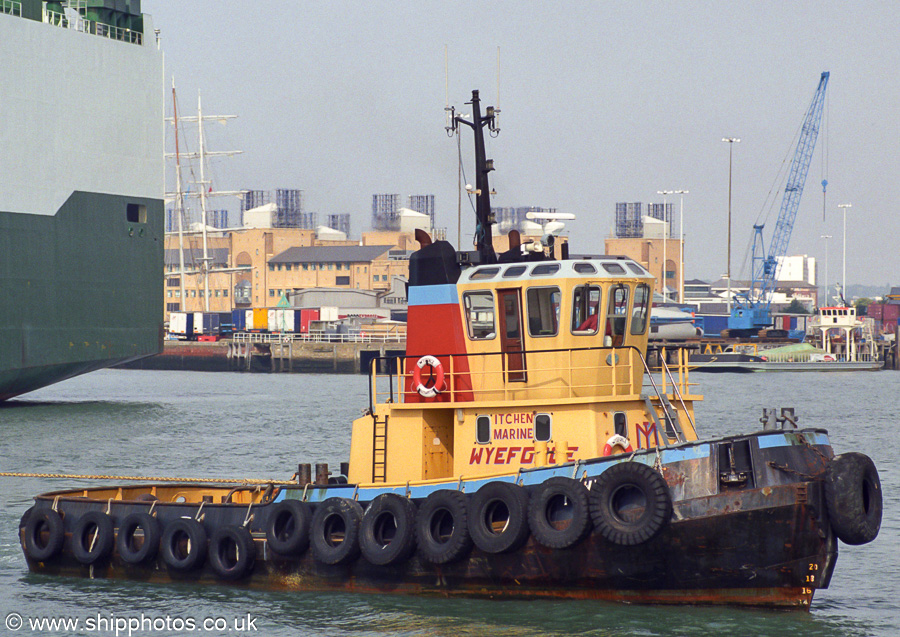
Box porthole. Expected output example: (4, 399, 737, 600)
(476, 415, 491, 444)
(534, 414, 551, 442)
(614, 412, 627, 437)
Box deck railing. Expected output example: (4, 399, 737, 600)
(44, 9, 143, 45)
(368, 345, 693, 408)
(232, 330, 405, 344)
(1, 0, 21, 17)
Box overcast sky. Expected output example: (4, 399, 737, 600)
(145, 1, 899, 288)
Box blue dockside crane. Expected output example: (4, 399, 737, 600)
(726, 71, 830, 338)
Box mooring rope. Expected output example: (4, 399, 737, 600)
(0, 471, 295, 485)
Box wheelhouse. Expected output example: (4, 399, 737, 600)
(348, 255, 700, 485)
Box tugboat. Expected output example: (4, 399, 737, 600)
(19, 91, 881, 608)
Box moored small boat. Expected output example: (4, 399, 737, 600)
(19, 90, 881, 609)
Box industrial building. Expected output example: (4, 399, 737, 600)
(239, 188, 317, 229)
(607, 201, 682, 300)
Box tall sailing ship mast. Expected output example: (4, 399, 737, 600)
(166, 83, 248, 312)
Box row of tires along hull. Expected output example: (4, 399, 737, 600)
(23, 467, 662, 577)
(20, 454, 879, 595)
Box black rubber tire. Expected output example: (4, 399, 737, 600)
(415, 490, 473, 564)
(208, 525, 257, 580)
(19, 506, 34, 532)
(160, 518, 208, 571)
(359, 493, 417, 566)
(468, 481, 530, 554)
(116, 512, 162, 565)
(825, 452, 882, 545)
(71, 511, 115, 565)
(310, 497, 364, 565)
(527, 477, 592, 549)
(590, 461, 672, 546)
(265, 499, 312, 556)
(23, 508, 65, 562)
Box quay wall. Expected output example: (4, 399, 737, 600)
(116, 340, 406, 374)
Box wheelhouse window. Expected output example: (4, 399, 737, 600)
(503, 265, 528, 278)
(631, 284, 650, 335)
(463, 291, 496, 340)
(527, 286, 560, 337)
(532, 263, 560, 276)
(607, 284, 630, 342)
(471, 267, 500, 280)
(572, 285, 601, 334)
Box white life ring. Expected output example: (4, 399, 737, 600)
(602, 434, 634, 457)
(413, 355, 445, 398)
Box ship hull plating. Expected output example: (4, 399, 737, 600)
(21, 431, 842, 609)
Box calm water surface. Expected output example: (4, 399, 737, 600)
(0, 369, 897, 636)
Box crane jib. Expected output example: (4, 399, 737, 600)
(743, 72, 829, 319)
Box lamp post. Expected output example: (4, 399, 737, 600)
(838, 203, 851, 304)
(676, 190, 688, 302)
(820, 234, 832, 306)
(722, 138, 740, 312)
(658, 189, 689, 302)
(656, 190, 671, 301)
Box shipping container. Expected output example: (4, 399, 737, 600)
(281, 309, 298, 333)
(299, 308, 319, 333)
(267, 308, 298, 333)
(216, 312, 234, 336)
(320, 306, 339, 322)
(231, 309, 246, 332)
(246, 308, 268, 332)
(192, 312, 220, 335)
(694, 314, 728, 336)
(168, 312, 193, 339)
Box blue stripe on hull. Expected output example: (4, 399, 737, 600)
(757, 431, 830, 449)
(408, 284, 459, 306)
(276, 431, 832, 504)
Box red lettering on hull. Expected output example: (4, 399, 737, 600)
(467, 445, 579, 465)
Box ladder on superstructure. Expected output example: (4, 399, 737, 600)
(372, 414, 389, 483)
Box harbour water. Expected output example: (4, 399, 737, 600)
(0, 369, 897, 636)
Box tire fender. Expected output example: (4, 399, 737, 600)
(468, 481, 530, 554)
(825, 452, 882, 545)
(590, 461, 672, 546)
(310, 497, 364, 565)
(360, 493, 417, 566)
(71, 511, 115, 565)
(23, 508, 65, 562)
(208, 525, 256, 580)
(265, 499, 312, 556)
(161, 518, 208, 571)
(527, 477, 592, 550)
(415, 490, 473, 564)
(116, 512, 162, 565)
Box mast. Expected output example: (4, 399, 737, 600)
(172, 80, 186, 304)
(198, 92, 211, 311)
(447, 90, 500, 264)
(165, 91, 244, 314)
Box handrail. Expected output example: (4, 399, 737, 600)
(231, 331, 405, 344)
(659, 351, 696, 432)
(1, 0, 21, 17)
(370, 345, 648, 407)
(43, 9, 143, 45)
